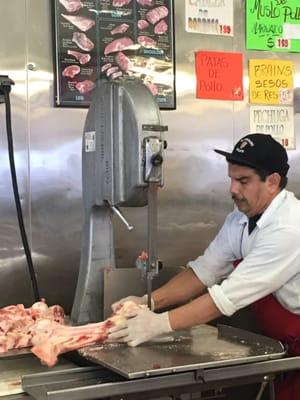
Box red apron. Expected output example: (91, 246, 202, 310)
(233, 259, 300, 400)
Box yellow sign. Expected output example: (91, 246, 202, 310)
(249, 59, 293, 105)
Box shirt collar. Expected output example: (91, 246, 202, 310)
(256, 189, 287, 229)
(236, 189, 287, 227)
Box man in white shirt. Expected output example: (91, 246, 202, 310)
(108, 134, 300, 398)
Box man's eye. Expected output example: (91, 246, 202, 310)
(239, 180, 248, 185)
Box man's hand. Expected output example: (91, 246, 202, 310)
(107, 308, 172, 347)
(112, 295, 154, 313)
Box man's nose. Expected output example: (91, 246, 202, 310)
(230, 180, 239, 194)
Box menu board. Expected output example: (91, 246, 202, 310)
(52, 0, 175, 109)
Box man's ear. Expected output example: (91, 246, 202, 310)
(267, 173, 281, 192)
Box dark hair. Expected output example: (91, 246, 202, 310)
(229, 160, 288, 189)
(254, 168, 288, 189)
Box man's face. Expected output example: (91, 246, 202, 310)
(228, 163, 280, 217)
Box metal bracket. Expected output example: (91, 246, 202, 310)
(194, 368, 207, 382)
(0, 75, 14, 104)
(142, 124, 168, 132)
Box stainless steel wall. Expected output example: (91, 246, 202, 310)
(0, 0, 300, 313)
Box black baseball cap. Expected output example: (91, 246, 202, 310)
(214, 133, 289, 177)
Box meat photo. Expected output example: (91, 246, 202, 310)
(0, 299, 65, 353)
(111, 71, 123, 80)
(112, 0, 132, 7)
(115, 52, 131, 72)
(110, 23, 130, 35)
(137, 0, 154, 6)
(62, 65, 81, 78)
(62, 14, 95, 32)
(72, 32, 94, 51)
(154, 19, 168, 35)
(67, 50, 91, 65)
(104, 37, 134, 55)
(106, 66, 120, 77)
(137, 35, 157, 48)
(145, 81, 158, 96)
(59, 0, 83, 13)
(146, 6, 169, 25)
(75, 80, 96, 94)
(101, 63, 112, 72)
(31, 301, 141, 367)
(137, 19, 149, 30)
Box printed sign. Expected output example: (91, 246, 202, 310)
(84, 131, 96, 152)
(246, 0, 300, 52)
(249, 59, 293, 105)
(250, 105, 294, 149)
(195, 51, 243, 100)
(52, 0, 175, 109)
(185, 0, 233, 36)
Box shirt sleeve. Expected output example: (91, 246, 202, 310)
(187, 212, 240, 287)
(209, 225, 300, 316)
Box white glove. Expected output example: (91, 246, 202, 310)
(107, 308, 172, 347)
(111, 295, 154, 313)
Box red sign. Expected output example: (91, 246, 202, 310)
(195, 51, 244, 101)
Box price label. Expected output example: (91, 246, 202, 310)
(281, 138, 289, 148)
(219, 25, 231, 35)
(276, 38, 291, 49)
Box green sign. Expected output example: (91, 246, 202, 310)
(246, 0, 300, 52)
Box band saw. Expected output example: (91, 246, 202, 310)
(71, 77, 167, 324)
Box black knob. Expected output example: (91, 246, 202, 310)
(158, 260, 163, 271)
(163, 140, 168, 149)
(151, 153, 163, 166)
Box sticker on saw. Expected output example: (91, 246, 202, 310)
(84, 131, 96, 152)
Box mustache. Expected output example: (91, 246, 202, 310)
(231, 195, 244, 201)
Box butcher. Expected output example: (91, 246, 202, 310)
(108, 133, 300, 400)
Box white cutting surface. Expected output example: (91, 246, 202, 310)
(0, 355, 75, 396)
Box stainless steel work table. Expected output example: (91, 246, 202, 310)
(19, 324, 300, 400)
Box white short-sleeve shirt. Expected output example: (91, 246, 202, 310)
(188, 190, 300, 316)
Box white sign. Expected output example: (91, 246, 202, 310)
(185, 0, 233, 36)
(250, 105, 295, 150)
(84, 131, 96, 152)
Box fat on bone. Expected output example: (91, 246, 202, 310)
(104, 37, 134, 55)
(62, 65, 81, 78)
(59, 0, 83, 13)
(67, 50, 91, 65)
(61, 14, 95, 32)
(146, 6, 169, 25)
(75, 80, 96, 94)
(154, 19, 168, 35)
(137, 19, 149, 30)
(110, 23, 130, 35)
(72, 32, 95, 52)
(31, 301, 142, 367)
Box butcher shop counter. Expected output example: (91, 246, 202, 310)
(17, 324, 300, 400)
